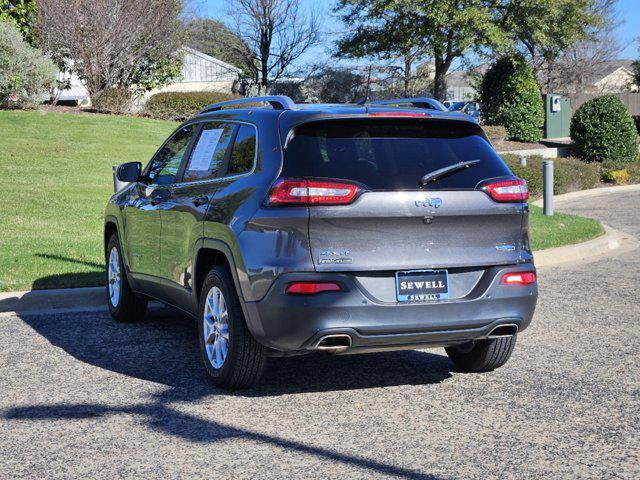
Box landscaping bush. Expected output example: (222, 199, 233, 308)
(145, 91, 240, 121)
(502, 155, 600, 197)
(91, 88, 133, 114)
(600, 160, 640, 185)
(0, 19, 55, 107)
(570, 95, 639, 163)
(479, 57, 544, 143)
(482, 125, 508, 143)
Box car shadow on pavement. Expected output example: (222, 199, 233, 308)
(4, 400, 444, 480)
(4, 308, 454, 479)
(16, 305, 455, 394)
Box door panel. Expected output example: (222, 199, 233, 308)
(122, 183, 162, 276)
(121, 123, 199, 295)
(160, 182, 217, 311)
(159, 121, 237, 312)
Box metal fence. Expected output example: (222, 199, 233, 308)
(568, 92, 640, 116)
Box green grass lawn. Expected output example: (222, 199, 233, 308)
(0, 109, 604, 291)
(0, 110, 177, 291)
(529, 205, 604, 250)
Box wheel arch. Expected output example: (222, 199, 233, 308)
(192, 238, 265, 340)
(104, 217, 119, 255)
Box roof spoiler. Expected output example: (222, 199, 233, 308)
(369, 97, 447, 112)
(200, 95, 297, 113)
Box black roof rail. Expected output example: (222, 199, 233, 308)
(200, 95, 297, 113)
(369, 97, 447, 112)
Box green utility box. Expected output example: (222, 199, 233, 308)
(543, 94, 571, 139)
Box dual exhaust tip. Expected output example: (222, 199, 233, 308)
(315, 334, 352, 353)
(314, 323, 517, 353)
(487, 323, 518, 338)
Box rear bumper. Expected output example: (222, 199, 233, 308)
(243, 264, 537, 353)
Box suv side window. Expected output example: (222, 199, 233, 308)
(227, 125, 257, 175)
(146, 124, 198, 185)
(183, 122, 235, 182)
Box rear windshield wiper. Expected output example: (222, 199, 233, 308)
(419, 159, 481, 187)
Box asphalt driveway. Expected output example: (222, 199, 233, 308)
(1, 191, 639, 479)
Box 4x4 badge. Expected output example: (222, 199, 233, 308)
(415, 197, 442, 208)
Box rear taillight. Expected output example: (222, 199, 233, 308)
(285, 282, 343, 295)
(268, 179, 361, 206)
(502, 272, 536, 285)
(482, 178, 529, 202)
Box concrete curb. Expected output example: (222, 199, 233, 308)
(497, 146, 573, 159)
(0, 286, 106, 317)
(533, 223, 638, 268)
(531, 184, 640, 207)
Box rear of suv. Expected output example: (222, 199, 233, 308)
(105, 96, 537, 389)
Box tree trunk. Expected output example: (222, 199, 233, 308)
(432, 56, 449, 102)
(403, 53, 412, 97)
(259, 30, 271, 89)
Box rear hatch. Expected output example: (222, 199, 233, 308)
(276, 116, 528, 272)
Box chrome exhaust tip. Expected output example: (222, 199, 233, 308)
(487, 323, 518, 338)
(314, 334, 352, 353)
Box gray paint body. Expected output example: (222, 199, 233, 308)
(104, 105, 537, 354)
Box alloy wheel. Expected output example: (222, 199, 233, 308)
(108, 246, 121, 307)
(203, 286, 230, 369)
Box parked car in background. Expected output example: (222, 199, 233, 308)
(448, 101, 482, 121)
(104, 96, 537, 389)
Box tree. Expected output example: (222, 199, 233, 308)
(35, 0, 185, 96)
(632, 41, 640, 89)
(0, 19, 55, 106)
(0, 0, 36, 44)
(227, 0, 320, 89)
(334, 1, 430, 97)
(538, 4, 621, 94)
(495, 0, 607, 91)
(185, 18, 253, 77)
(479, 56, 544, 142)
(334, 0, 503, 101)
(303, 67, 366, 103)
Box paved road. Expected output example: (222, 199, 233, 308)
(1, 192, 639, 479)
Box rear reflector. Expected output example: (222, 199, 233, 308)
(285, 282, 342, 295)
(502, 272, 536, 285)
(482, 178, 529, 202)
(268, 179, 361, 206)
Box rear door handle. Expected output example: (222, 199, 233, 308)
(193, 195, 209, 207)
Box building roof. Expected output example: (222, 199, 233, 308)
(446, 59, 637, 89)
(583, 59, 635, 86)
(180, 46, 242, 74)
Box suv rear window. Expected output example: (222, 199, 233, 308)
(282, 119, 512, 190)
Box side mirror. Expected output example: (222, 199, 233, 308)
(116, 162, 142, 183)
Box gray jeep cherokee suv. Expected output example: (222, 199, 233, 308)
(104, 96, 537, 389)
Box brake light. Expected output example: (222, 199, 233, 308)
(285, 282, 343, 295)
(502, 272, 536, 285)
(368, 112, 430, 118)
(268, 179, 361, 206)
(482, 178, 529, 202)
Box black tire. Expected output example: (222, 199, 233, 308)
(198, 265, 266, 389)
(105, 233, 147, 322)
(445, 335, 517, 372)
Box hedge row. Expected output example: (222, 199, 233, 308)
(501, 155, 600, 197)
(144, 91, 240, 121)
